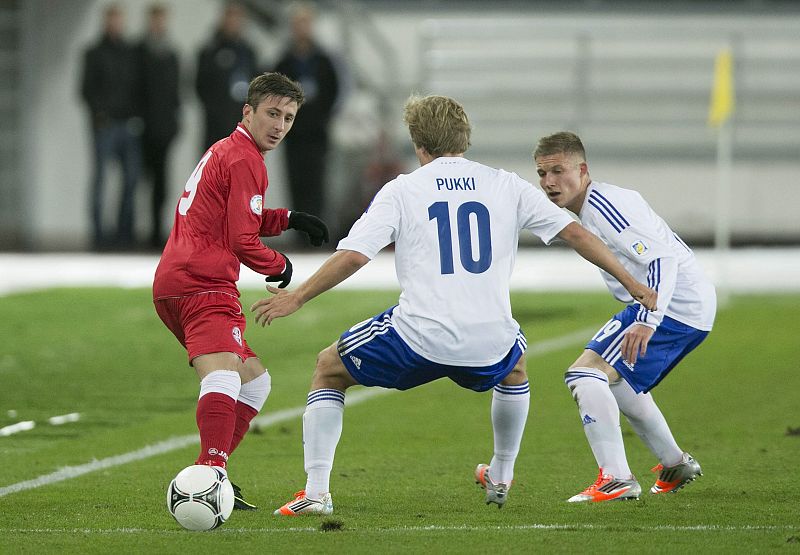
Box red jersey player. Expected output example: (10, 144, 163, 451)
(153, 72, 328, 511)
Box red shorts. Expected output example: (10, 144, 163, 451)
(154, 291, 257, 364)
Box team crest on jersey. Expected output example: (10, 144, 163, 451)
(249, 194, 263, 215)
(631, 240, 649, 256)
(232, 326, 243, 346)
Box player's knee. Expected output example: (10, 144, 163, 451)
(569, 350, 618, 382)
(314, 344, 339, 374)
(312, 343, 353, 390)
(500, 355, 528, 386)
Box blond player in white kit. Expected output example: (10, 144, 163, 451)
(534, 131, 716, 503)
(252, 96, 657, 515)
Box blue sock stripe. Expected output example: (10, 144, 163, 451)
(495, 381, 530, 395)
(306, 394, 346, 405)
(306, 389, 345, 406)
(494, 387, 530, 394)
(564, 371, 609, 385)
(495, 381, 529, 390)
(307, 389, 345, 402)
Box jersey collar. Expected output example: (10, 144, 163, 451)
(578, 180, 595, 218)
(235, 123, 261, 154)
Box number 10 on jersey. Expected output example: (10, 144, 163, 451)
(428, 201, 492, 275)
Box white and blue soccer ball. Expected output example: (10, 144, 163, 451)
(167, 465, 234, 531)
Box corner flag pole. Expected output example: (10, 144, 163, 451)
(708, 47, 735, 306)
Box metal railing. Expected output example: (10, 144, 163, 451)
(418, 17, 800, 160)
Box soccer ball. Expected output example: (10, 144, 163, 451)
(167, 465, 234, 531)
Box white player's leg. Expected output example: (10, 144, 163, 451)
(610, 378, 682, 466)
(476, 355, 529, 508)
(564, 351, 640, 503)
(610, 379, 702, 494)
(275, 343, 357, 516)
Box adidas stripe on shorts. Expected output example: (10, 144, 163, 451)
(337, 306, 526, 392)
(586, 304, 709, 393)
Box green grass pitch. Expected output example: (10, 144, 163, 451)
(0, 288, 798, 553)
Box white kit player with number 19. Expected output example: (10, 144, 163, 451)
(252, 95, 657, 515)
(534, 131, 716, 503)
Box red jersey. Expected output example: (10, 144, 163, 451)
(153, 124, 288, 299)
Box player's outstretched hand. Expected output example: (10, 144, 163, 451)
(264, 254, 293, 289)
(288, 211, 330, 247)
(251, 285, 303, 326)
(621, 323, 655, 365)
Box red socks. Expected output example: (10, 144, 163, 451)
(195, 392, 237, 468)
(229, 402, 259, 455)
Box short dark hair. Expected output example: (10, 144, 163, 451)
(533, 131, 587, 162)
(246, 72, 305, 111)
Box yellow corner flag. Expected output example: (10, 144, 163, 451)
(708, 48, 735, 127)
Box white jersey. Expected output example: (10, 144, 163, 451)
(578, 181, 716, 331)
(338, 156, 574, 366)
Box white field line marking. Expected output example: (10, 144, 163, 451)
(0, 388, 389, 499)
(0, 421, 36, 437)
(525, 327, 596, 356)
(47, 412, 81, 425)
(2, 524, 795, 534)
(0, 413, 83, 437)
(0, 328, 592, 499)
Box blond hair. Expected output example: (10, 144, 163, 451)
(403, 95, 471, 157)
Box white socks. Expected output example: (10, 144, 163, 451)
(489, 382, 530, 485)
(610, 379, 684, 467)
(565, 367, 632, 479)
(303, 389, 345, 500)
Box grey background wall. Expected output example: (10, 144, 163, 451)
(5, 1, 800, 250)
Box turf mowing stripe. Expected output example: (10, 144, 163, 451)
(525, 327, 597, 355)
(0, 328, 591, 499)
(2, 524, 795, 534)
(0, 388, 390, 498)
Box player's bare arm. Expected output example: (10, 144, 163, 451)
(556, 222, 658, 311)
(251, 249, 370, 326)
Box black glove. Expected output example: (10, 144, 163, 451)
(288, 211, 330, 247)
(265, 253, 293, 289)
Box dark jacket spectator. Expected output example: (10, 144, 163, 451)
(80, 3, 142, 250)
(195, 2, 257, 151)
(138, 3, 181, 247)
(82, 35, 141, 126)
(274, 2, 340, 233)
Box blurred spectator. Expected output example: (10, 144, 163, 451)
(195, 2, 257, 151)
(274, 2, 340, 236)
(138, 3, 181, 249)
(80, 3, 142, 250)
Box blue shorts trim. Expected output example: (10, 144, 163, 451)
(337, 307, 526, 392)
(586, 305, 709, 394)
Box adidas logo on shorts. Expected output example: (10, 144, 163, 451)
(349, 355, 362, 369)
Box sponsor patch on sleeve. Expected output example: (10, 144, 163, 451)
(250, 194, 263, 215)
(631, 240, 649, 256)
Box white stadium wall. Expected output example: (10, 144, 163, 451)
(17, 1, 800, 249)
